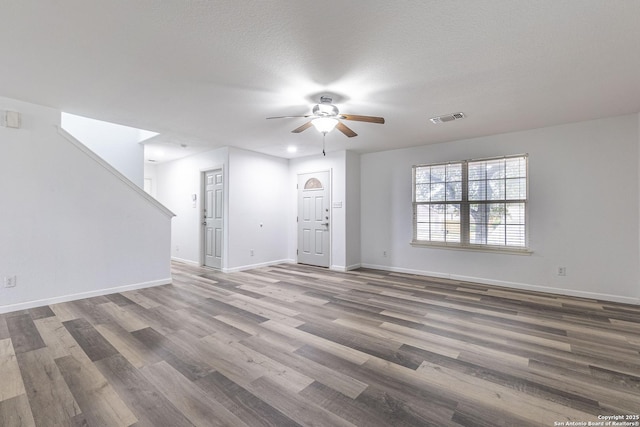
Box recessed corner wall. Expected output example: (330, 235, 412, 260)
(361, 114, 640, 304)
(155, 146, 290, 271)
(289, 150, 358, 271)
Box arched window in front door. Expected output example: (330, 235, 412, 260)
(304, 178, 323, 190)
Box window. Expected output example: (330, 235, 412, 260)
(304, 178, 323, 189)
(412, 154, 528, 252)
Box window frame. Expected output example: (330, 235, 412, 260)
(411, 154, 531, 254)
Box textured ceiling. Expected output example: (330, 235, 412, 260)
(1, 1, 639, 161)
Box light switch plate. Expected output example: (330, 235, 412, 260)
(6, 111, 21, 128)
(0, 111, 21, 128)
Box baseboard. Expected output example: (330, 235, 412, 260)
(360, 263, 451, 279)
(0, 278, 172, 314)
(171, 256, 200, 266)
(331, 263, 362, 272)
(223, 259, 294, 273)
(360, 263, 640, 305)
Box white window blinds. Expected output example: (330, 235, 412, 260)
(413, 154, 528, 251)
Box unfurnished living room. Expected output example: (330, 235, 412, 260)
(1, 1, 640, 426)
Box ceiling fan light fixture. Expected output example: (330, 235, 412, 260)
(267, 95, 384, 143)
(312, 117, 338, 133)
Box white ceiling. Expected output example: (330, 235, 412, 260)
(1, 1, 639, 161)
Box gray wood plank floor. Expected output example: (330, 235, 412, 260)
(1, 262, 639, 426)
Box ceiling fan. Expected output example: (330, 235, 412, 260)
(267, 96, 385, 138)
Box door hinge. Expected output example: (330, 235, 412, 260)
(296, 249, 298, 255)
(297, 216, 298, 222)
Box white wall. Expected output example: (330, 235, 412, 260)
(144, 163, 158, 198)
(157, 147, 357, 272)
(61, 112, 152, 187)
(0, 96, 173, 313)
(155, 146, 290, 271)
(156, 147, 229, 266)
(227, 147, 290, 270)
(345, 150, 361, 269)
(361, 114, 640, 303)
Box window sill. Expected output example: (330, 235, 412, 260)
(410, 240, 533, 255)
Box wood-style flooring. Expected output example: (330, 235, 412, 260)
(1, 262, 639, 426)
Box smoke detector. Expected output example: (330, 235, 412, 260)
(429, 112, 465, 124)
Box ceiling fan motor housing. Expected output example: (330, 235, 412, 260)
(313, 98, 339, 117)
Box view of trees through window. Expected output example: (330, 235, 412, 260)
(413, 155, 527, 249)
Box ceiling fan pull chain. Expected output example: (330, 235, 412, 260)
(322, 132, 326, 156)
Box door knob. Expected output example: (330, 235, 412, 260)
(321, 222, 329, 226)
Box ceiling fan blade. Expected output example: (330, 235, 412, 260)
(340, 114, 385, 124)
(292, 121, 313, 133)
(267, 115, 313, 120)
(336, 121, 357, 138)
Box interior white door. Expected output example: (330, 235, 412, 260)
(204, 169, 223, 269)
(297, 171, 330, 267)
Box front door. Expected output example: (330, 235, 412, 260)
(297, 171, 330, 267)
(203, 169, 223, 269)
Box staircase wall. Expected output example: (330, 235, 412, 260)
(0, 96, 174, 313)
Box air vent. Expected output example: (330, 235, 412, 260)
(429, 112, 465, 124)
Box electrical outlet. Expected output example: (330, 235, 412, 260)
(383, 251, 388, 257)
(557, 267, 567, 276)
(4, 275, 17, 288)
(250, 249, 254, 256)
